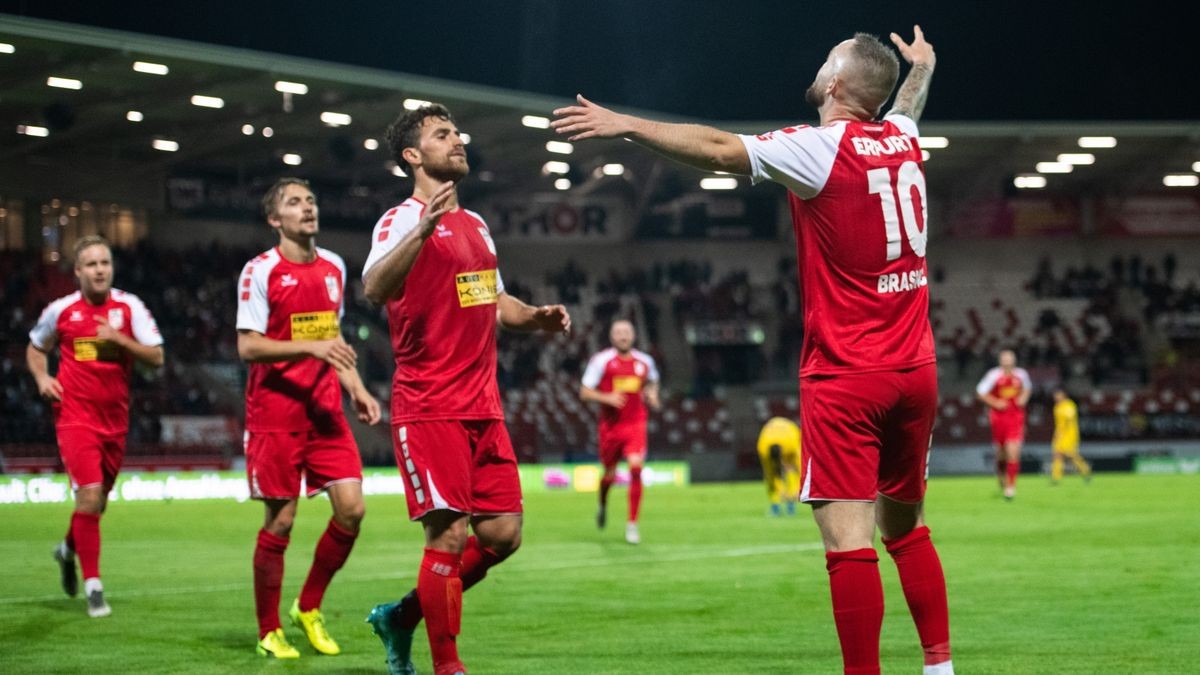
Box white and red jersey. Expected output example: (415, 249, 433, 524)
(581, 347, 659, 431)
(363, 198, 505, 423)
(236, 247, 348, 432)
(976, 367, 1032, 415)
(29, 288, 163, 435)
(740, 113, 935, 377)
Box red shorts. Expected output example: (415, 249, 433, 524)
(989, 410, 1026, 445)
(57, 427, 126, 491)
(244, 417, 362, 500)
(799, 362, 938, 504)
(598, 422, 648, 467)
(393, 419, 522, 521)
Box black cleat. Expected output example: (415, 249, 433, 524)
(596, 505, 607, 529)
(53, 542, 78, 597)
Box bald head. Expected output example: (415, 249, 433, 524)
(806, 33, 900, 118)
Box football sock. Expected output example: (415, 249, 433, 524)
(1051, 455, 1064, 482)
(70, 511, 101, 580)
(883, 526, 952, 666)
(298, 519, 358, 612)
(396, 536, 509, 630)
(825, 548, 884, 675)
(599, 474, 615, 507)
(994, 458, 1006, 485)
(1074, 456, 1092, 477)
(1005, 461, 1020, 488)
(253, 529, 289, 637)
(628, 466, 643, 523)
(417, 548, 463, 672)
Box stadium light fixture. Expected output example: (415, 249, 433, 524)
(403, 98, 431, 110)
(700, 177, 739, 190)
(1078, 136, 1117, 148)
(1192, 161, 1200, 173)
(152, 139, 179, 152)
(391, 164, 407, 177)
(1163, 174, 1199, 187)
(47, 76, 82, 90)
(542, 160, 570, 175)
(17, 124, 50, 137)
(460, 132, 471, 145)
(602, 163, 625, 176)
(522, 115, 551, 129)
(1013, 175, 1047, 189)
(363, 138, 379, 150)
(274, 80, 308, 95)
(1, 43, 17, 54)
(554, 178, 571, 190)
(320, 111, 352, 127)
(546, 140, 574, 155)
(282, 153, 302, 166)
(126, 111, 144, 122)
(262, 127, 274, 138)
(241, 124, 255, 135)
(191, 95, 225, 109)
(1035, 161, 1072, 174)
(919, 136, 949, 148)
(132, 61, 168, 75)
(921, 150, 932, 161)
(1057, 153, 1095, 165)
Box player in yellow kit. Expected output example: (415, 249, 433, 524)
(757, 416, 802, 515)
(1051, 388, 1091, 484)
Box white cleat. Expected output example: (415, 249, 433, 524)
(924, 660, 954, 675)
(625, 522, 640, 545)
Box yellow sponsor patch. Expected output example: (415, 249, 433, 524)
(73, 338, 120, 362)
(290, 311, 339, 341)
(455, 269, 499, 308)
(613, 375, 642, 393)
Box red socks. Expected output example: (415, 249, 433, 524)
(298, 519, 358, 612)
(253, 529, 289, 637)
(1005, 460, 1020, 487)
(825, 548, 884, 675)
(417, 548, 463, 672)
(599, 474, 615, 507)
(628, 466, 644, 523)
(883, 526, 952, 666)
(70, 511, 101, 579)
(397, 536, 508, 630)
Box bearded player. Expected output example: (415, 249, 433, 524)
(362, 104, 570, 675)
(976, 349, 1031, 500)
(554, 26, 952, 675)
(237, 178, 381, 659)
(580, 319, 661, 544)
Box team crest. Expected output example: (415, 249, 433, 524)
(325, 274, 340, 303)
(107, 308, 124, 330)
(635, 361, 646, 376)
(477, 227, 496, 255)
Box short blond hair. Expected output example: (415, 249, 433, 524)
(73, 235, 111, 265)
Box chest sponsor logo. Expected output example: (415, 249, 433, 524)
(73, 337, 120, 362)
(455, 269, 498, 308)
(107, 308, 124, 330)
(999, 385, 1021, 399)
(290, 311, 339, 341)
(612, 375, 642, 394)
(280, 274, 298, 288)
(325, 274, 340, 303)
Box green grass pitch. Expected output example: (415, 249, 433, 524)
(1, 473, 1197, 673)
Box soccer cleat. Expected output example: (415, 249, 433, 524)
(366, 601, 418, 675)
(290, 599, 340, 655)
(52, 542, 78, 597)
(596, 504, 607, 529)
(86, 588, 111, 618)
(1003, 486, 1015, 501)
(785, 501, 797, 516)
(768, 503, 782, 517)
(625, 522, 640, 545)
(256, 628, 300, 659)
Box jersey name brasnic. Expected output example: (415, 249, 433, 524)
(877, 268, 928, 294)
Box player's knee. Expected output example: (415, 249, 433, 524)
(74, 489, 104, 514)
(335, 504, 365, 532)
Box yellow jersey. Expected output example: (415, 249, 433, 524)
(1052, 399, 1080, 451)
(757, 416, 801, 465)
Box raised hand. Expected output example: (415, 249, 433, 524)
(93, 315, 123, 343)
(890, 25, 935, 69)
(418, 181, 457, 238)
(551, 95, 630, 142)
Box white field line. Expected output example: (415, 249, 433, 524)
(0, 542, 824, 606)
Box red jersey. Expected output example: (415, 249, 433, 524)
(740, 114, 936, 376)
(29, 288, 163, 435)
(363, 198, 505, 422)
(581, 347, 660, 431)
(976, 367, 1032, 417)
(236, 247, 348, 432)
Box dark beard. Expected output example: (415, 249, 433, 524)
(804, 82, 824, 108)
(425, 159, 469, 183)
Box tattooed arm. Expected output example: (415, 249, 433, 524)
(888, 25, 936, 123)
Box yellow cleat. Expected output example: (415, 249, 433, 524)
(289, 599, 341, 655)
(256, 628, 300, 659)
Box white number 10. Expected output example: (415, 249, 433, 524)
(868, 162, 928, 261)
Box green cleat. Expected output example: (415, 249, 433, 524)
(366, 601, 418, 675)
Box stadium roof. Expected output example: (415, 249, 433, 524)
(2, 15, 1198, 214)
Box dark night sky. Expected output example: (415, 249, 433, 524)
(2, 0, 1196, 122)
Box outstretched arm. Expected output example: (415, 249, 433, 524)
(496, 293, 571, 333)
(888, 25, 937, 123)
(551, 95, 751, 175)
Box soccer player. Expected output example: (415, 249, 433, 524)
(361, 103, 570, 675)
(1050, 387, 1092, 484)
(579, 319, 661, 544)
(554, 27, 953, 675)
(236, 178, 382, 659)
(757, 416, 802, 516)
(27, 235, 164, 618)
(976, 349, 1032, 500)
